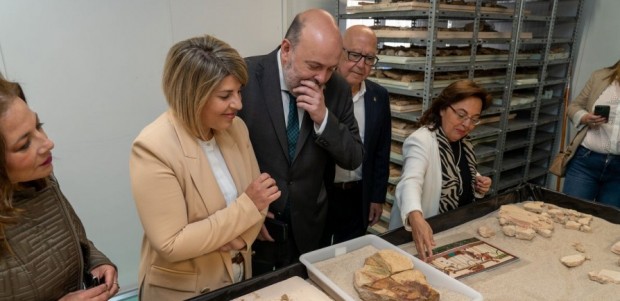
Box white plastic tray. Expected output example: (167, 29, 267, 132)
(231, 276, 333, 301)
(299, 234, 483, 301)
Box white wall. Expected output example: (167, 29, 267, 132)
(572, 0, 620, 100)
(170, 0, 285, 57)
(0, 0, 285, 291)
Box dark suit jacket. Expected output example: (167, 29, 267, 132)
(359, 80, 391, 228)
(238, 48, 364, 253)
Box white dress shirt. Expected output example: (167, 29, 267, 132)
(199, 137, 238, 206)
(199, 137, 244, 282)
(334, 81, 366, 183)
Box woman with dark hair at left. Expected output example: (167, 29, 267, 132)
(0, 74, 118, 300)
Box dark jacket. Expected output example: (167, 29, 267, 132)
(238, 48, 364, 253)
(359, 79, 391, 228)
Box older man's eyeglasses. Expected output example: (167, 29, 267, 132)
(343, 48, 379, 66)
(448, 105, 481, 126)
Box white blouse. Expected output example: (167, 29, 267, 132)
(199, 138, 245, 281)
(199, 137, 238, 206)
(582, 82, 620, 155)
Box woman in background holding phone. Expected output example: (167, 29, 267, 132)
(563, 59, 620, 208)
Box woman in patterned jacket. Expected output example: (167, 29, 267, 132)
(0, 74, 118, 300)
(389, 79, 493, 260)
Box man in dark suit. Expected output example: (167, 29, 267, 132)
(238, 9, 364, 275)
(323, 25, 391, 244)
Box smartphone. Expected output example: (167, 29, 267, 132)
(84, 275, 100, 288)
(264, 218, 288, 242)
(594, 105, 610, 122)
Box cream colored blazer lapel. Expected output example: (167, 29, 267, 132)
(169, 113, 227, 217)
(169, 113, 253, 281)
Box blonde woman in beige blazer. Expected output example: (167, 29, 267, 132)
(130, 35, 280, 300)
(563, 60, 620, 207)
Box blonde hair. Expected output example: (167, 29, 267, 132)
(605, 59, 620, 85)
(162, 35, 248, 139)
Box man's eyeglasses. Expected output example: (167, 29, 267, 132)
(343, 48, 379, 66)
(448, 105, 481, 126)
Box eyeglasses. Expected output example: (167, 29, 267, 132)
(448, 105, 481, 126)
(343, 48, 379, 66)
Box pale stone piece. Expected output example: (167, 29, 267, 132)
(502, 225, 516, 237)
(545, 203, 560, 210)
(572, 242, 586, 253)
(498, 204, 554, 231)
(564, 220, 581, 230)
(579, 225, 592, 233)
(515, 226, 536, 240)
(498, 217, 508, 226)
(523, 201, 544, 214)
(535, 228, 553, 238)
(547, 209, 567, 224)
(553, 215, 568, 224)
(542, 218, 554, 228)
(577, 216, 592, 225)
(565, 209, 581, 217)
(611, 241, 620, 255)
(588, 269, 620, 284)
(560, 254, 587, 267)
(478, 225, 496, 238)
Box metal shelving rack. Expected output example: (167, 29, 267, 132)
(338, 0, 583, 232)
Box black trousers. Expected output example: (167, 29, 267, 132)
(251, 223, 300, 276)
(322, 180, 365, 245)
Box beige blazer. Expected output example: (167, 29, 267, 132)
(565, 67, 615, 157)
(130, 111, 265, 300)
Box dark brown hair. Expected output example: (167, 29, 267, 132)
(0, 74, 47, 253)
(284, 14, 303, 48)
(418, 79, 491, 130)
(0, 74, 22, 250)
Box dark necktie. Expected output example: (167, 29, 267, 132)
(286, 92, 299, 162)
